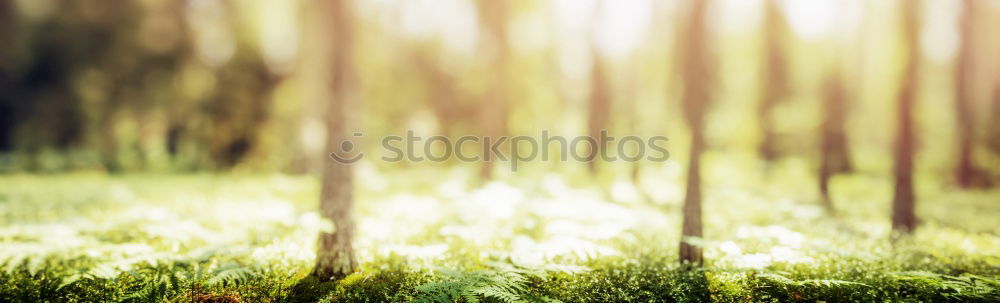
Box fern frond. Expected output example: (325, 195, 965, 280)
(206, 263, 257, 287)
(411, 263, 560, 303)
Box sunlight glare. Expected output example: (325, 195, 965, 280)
(719, 241, 743, 255)
(610, 180, 642, 204)
(398, 0, 478, 55)
(714, 0, 762, 34)
(737, 225, 804, 247)
(780, 0, 838, 40)
(594, 0, 652, 58)
(378, 244, 449, 260)
(552, 0, 597, 80)
(920, 0, 960, 62)
(186, 0, 236, 67)
(258, 0, 300, 74)
(510, 9, 551, 55)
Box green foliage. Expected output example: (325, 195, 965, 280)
(894, 271, 1000, 302)
(543, 258, 709, 303)
(0, 173, 998, 302)
(744, 272, 877, 302)
(308, 263, 434, 302)
(206, 263, 260, 288)
(411, 263, 559, 303)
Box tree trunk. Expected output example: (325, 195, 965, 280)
(891, 0, 920, 234)
(953, 0, 986, 188)
(679, 127, 705, 265)
(0, 0, 12, 152)
(313, 0, 358, 281)
(476, 0, 510, 180)
(99, 86, 125, 173)
(624, 59, 642, 185)
(757, 0, 789, 162)
(991, 81, 1000, 155)
(586, 50, 611, 173)
(818, 70, 852, 213)
(678, 0, 712, 266)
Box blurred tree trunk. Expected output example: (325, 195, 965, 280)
(410, 47, 474, 138)
(819, 1, 866, 212)
(99, 91, 123, 173)
(585, 0, 610, 174)
(891, 0, 920, 234)
(818, 70, 852, 213)
(476, 0, 510, 180)
(953, 0, 988, 188)
(0, 0, 13, 152)
(625, 59, 642, 184)
(313, 0, 358, 281)
(991, 81, 1000, 155)
(0, 0, 7, 54)
(586, 48, 611, 173)
(757, 0, 789, 162)
(678, 0, 713, 266)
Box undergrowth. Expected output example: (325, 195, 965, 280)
(1, 173, 998, 302)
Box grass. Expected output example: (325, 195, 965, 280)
(0, 158, 998, 302)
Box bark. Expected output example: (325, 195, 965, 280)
(475, 0, 510, 180)
(624, 60, 642, 185)
(818, 70, 852, 213)
(586, 49, 611, 173)
(0, 0, 11, 151)
(313, 0, 358, 281)
(757, 0, 789, 161)
(953, 0, 987, 188)
(678, 0, 712, 266)
(991, 82, 1000, 155)
(891, 0, 920, 234)
(679, 126, 705, 265)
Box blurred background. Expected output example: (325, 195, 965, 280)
(1, 0, 999, 179)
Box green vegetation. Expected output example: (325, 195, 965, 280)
(2, 162, 997, 302)
(3, 0, 1000, 302)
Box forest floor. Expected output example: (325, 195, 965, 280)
(1, 158, 999, 302)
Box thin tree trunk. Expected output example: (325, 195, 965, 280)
(891, 0, 920, 234)
(678, 0, 712, 266)
(991, 81, 1000, 155)
(585, 0, 611, 174)
(624, 58, 642, 185)
(819, 0, 864, 212)
(313, 0, 358, 281)
(679, 126, 705, 265)
(476, 0, 510, 180)
(818, 70, 852, 213)
(953, 0, 985, 188)
(0, 0, 12, 152)
(757, 0, 789, 162)
(99, 87, 125, 173)
(586, 49, 611, 173)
